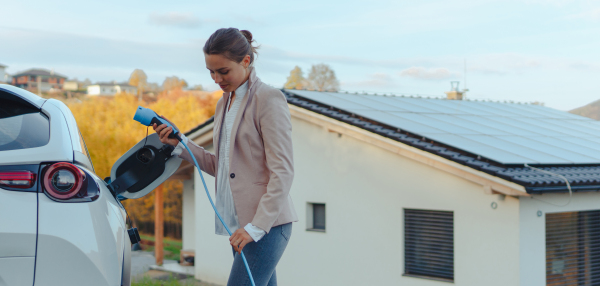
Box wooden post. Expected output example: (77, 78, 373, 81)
(154, 184, 164, 266)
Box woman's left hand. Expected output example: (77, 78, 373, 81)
(230, 228, 253, 254)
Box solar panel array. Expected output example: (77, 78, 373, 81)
(286, 90, 600, 165)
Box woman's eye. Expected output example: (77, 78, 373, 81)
(220, 71, 229, 75)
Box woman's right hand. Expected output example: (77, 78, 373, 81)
(152, 116, 180, 147)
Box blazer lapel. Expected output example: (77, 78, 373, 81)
(228, 67, 261, 166)
(213, 93, 229, 161)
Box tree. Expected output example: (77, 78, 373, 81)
(191, 84, 204, 91)
(129, 69, 148, 101)
(306, 64, 339, 92)
(284, 66, 305, 90)
(162, 76, 188, 91)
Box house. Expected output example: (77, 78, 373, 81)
(171, 89, 600, 286)
(63, 81, 80, 91)
(11, 68, 67, 92)
(87, 82, 137, 96)
(0, 63, 7, 83)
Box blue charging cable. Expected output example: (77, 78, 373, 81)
(180, 140, 257, 286)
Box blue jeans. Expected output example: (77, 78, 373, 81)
(228, 223, 292, 286)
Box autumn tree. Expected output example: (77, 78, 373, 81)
(284, 66, 305, 90)
(162, 76, 188, 91)
(306, 63, 339, 92)
(129, 69, 148, 101)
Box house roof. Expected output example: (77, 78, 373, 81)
(183, 89, 600, 194)
(283, 89, 600, 194)
(12, 68, 67, 78)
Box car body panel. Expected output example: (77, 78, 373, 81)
(45, 100, 96, 171)
(0, 100, 72, 165)
(35, 172, 125, 286)
(0, 257, 35, 286)
(0, 188, 37, 258)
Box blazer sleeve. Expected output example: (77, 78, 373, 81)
(251, 89, 294, 233)
(177, 136, 217, 177)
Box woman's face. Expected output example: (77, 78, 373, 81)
(205, 53, 251, 93)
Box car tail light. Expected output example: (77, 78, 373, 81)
(43, 162, 85, 200)
(0, 171, 36, 189)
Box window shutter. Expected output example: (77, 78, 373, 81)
(404, 209, 454, 281)
(546, 210, 600, 286)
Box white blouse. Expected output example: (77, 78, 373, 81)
(174, 80, 266, 242)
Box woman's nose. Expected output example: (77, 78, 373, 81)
(214, 74, 222, 84)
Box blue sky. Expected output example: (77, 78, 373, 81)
(1, 0, 599, 110)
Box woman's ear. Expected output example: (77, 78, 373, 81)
(243, 55, 251, 68)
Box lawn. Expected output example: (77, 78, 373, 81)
(132, 276, 182, 286)
(139, 234, 183, 261)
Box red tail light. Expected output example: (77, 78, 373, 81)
(43, 162, 85, 200)
(0, 171, 36, 189)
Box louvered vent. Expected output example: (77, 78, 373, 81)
(404, 209, 454, 281)
(546, 210, 600, 286)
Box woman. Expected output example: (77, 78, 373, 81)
(153, 28, 297, 286)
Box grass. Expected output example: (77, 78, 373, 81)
(139, 234, 183, 261)
(132, 275, 183, 286)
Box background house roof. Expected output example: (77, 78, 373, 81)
(286, 90, 600, 165)
(0, 63, 6, 68)
(12, 68, 67, 78)
(283, 89, 600, 193)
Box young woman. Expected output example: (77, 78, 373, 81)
(153, 28, 297, 286)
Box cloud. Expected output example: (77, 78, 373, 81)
(148, 12, 209, 29)
(399, 67, 460, 80)
(342, 73, 398, 89)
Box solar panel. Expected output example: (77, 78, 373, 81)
(285, 90, 600, 164)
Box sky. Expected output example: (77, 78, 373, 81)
(1, 0, 599, 111)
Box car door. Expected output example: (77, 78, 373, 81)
(108, 133, 182, 200)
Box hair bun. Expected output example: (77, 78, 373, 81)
(240, 30, 253, 43)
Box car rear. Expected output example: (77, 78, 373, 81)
(0, 85, 128, 286)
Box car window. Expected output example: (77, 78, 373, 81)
(0, 100, 50, 151)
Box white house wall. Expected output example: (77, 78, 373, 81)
(190, 116, 521, 286)
(519, 191, 600, 285)
(182, 179, 195, 251)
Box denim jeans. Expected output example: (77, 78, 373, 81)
(228, 223, 292, 286)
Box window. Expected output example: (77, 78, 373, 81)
(307, 203, 326, 232)
(0, 95, 50, 151)
(404, 209, 454, 282)
(546, 210, 600, 285)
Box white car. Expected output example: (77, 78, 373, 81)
(0, 84, 182, 286)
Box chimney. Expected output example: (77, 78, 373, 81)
(445, 81, 464, 100)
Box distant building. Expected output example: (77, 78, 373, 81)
(0, 63, 7, 83)
(11, 68, 67, 92)
(87, 82, 137, 96)
(63, 81, 80, 91)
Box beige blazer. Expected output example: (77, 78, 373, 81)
(179, 67, 298, 233)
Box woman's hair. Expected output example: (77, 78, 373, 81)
(203, 28, 259, 65)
